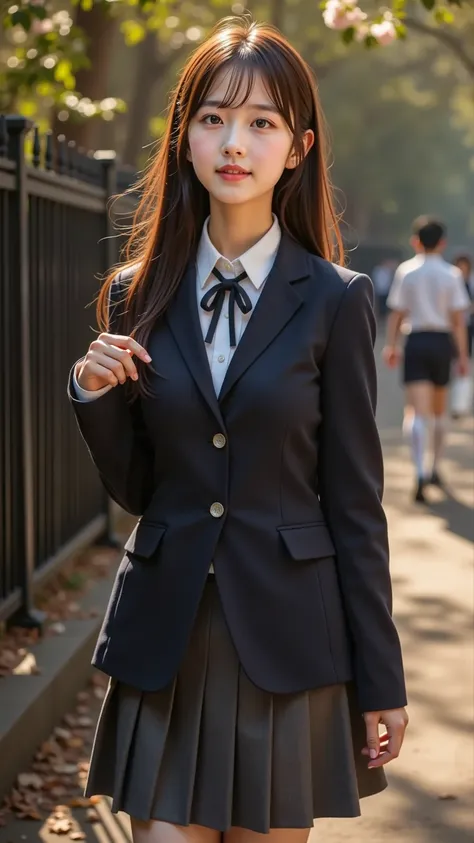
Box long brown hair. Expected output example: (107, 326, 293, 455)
(97, 15, 344, 397)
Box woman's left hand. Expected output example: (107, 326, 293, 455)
(361, 708, 409, 768)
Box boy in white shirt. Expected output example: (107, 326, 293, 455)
(383, 216, 470, 503)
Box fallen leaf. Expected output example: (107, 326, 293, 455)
(49, 818, 73, 833)
(70, 833, 86, 840)
(0, 649, 17, 665)
(49, 623, 66, 635)
(17, 809, 43, 820)
(41, 740, 62, 757)
(54, 728, 72, 742)
(68, 797, 93, 808)
(13, 652, 39, 675)
(437, 793, 457, 800)
(66, 737, 84, 749)
(50, 787, 68, 799)
(52, 764, 77, 776)
(17, 773, 43, 790)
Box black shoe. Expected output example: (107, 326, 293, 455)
(428, 469, 443, 487)
(414, 480, 427, 503)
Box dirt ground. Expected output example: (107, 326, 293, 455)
(1, 334, 473, 843)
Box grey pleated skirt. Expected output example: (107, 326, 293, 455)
(85, 578, 387, 833)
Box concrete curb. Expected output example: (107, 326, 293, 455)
(0, 565, 117, 798)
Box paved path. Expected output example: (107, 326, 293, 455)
(1, 328, 473, 843)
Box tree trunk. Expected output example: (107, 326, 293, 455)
(269, 0, 286, 30)
(121, 30, 160, 166)
(121, 39, 189, 167)
(51, 1, 119, 150)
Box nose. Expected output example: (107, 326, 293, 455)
(221, 125, 246, 158)
(222, 143, 243, 157)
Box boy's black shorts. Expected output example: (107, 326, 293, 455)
(403, 331, 454, 387)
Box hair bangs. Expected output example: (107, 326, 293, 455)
(192, 47, 296, 137)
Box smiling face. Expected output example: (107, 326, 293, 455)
(187, 68, 313, 214)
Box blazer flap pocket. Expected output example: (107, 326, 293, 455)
(124, 520, 167, 559)
(277, 522, 336, 561)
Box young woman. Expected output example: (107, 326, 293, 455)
(68, 16, 408, 843)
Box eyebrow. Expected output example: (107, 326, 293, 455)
(199, 100, 280, 113)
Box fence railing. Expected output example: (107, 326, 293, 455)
(0, 114, 137, 626)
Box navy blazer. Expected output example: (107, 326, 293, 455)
(68, 233, 407, 713)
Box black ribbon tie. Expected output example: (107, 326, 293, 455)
(200, 266, 252, 347)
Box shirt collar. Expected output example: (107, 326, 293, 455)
(197, 215, 281, 291)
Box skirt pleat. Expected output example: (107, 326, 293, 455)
(85, 579, 388, 833)
(234, 669, 273, 831)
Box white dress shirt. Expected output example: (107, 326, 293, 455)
(73, 215, 281, 401)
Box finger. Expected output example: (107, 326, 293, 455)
(364, 714, 381, 761)
(101, 333, 151, 362)
(91, 352, 130, 385)
(361, 733, 389, 755)
(367, 750, 397, 769)
(83, 361, 120, 388)
(92, 342, 139, 381)
(368, 729, 403, 768)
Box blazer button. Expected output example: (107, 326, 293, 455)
(210, 502, 225, 518)
(212, 433, 226, 449)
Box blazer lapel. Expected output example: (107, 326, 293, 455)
(218, 234, 310, 404)
(166, 262, 225, 428)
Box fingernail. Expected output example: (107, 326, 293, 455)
(370, 749, 378, 759)
(144, 353, 152, 362)
(132, 373, 138, 381)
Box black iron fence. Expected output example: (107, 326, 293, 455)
(0, 114, 136, 626)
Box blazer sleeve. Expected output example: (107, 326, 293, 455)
(67, 276, 155, 516)
(318, 273, 407, 713)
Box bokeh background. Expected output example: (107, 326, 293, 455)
(2, 0, 473, 255)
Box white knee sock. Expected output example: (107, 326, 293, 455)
(432, 415, 447, 472)
(409, 415, 427, 480)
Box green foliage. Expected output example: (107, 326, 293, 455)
(0, 0, 168, 117)
(1, 0, 467, 123)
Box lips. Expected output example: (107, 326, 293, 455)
(216, 166, 251, 175)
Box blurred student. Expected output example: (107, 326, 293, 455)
(383, 217, 470, 503)
(453, 253, 474, 357)
(372, 258, 396, 319)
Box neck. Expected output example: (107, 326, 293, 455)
(417, 248, 443, 257)
(207, 196, 274, 261)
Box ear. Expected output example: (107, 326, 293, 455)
(286, 129, 314, 170)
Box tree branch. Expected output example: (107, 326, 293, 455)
(404, 16, 474, 79)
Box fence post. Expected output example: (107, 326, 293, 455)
(7, 116, 46, 629)
(94, 151, 121, 549)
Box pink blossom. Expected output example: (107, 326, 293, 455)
(32, 18, 54, 35)
(323, 0, 367, 31)
(370, 19, 397, 45)
(345, 6, 367, 25)
(355, 23, 370, 42)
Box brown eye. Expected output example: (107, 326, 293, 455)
(203, 114, 222, 125)
(254, 118, 271, 129)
